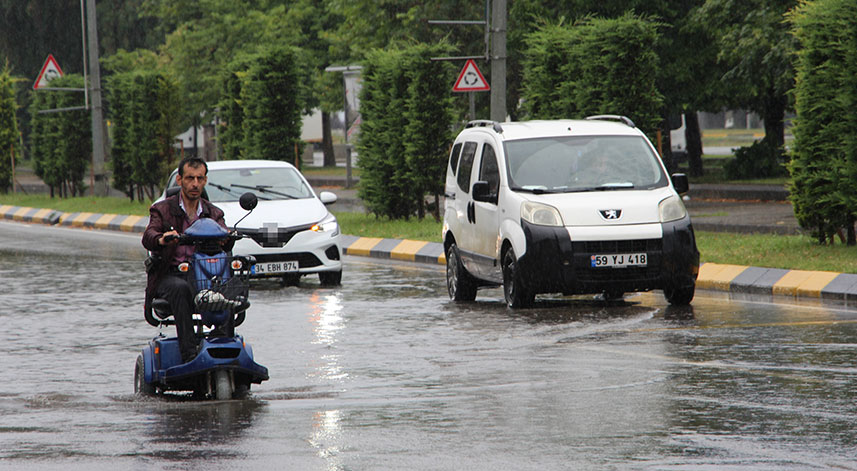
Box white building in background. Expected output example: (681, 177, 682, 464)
(173, 110, 333, 161)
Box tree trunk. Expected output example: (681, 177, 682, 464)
(322, 112, 336, 167)
(686, 112, 704, 177)
(762, 90, 787, 149)
(848, 215, 856, 246)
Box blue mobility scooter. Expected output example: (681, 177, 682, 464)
(134, 193, 268, 400)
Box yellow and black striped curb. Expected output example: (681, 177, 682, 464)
(3, 205, 857, 305)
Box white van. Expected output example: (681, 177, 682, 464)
(442, 116, 699, 308)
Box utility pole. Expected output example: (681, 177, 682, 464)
(490, 0, 507, 122)
(85, 0, 108, 196)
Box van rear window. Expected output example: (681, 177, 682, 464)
(456, 142, 478, 193)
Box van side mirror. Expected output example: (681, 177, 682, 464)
(671, 173, 689, 195)
(472, 181, 496, 204)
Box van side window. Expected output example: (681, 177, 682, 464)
(448, 143, 462, 175)
(457, 142, 478, 193)
(479, 144, 500, 199)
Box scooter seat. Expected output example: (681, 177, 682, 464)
(152, 298, 173, 320)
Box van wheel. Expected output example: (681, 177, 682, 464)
(502, 248, 534, 308)
(664, 283, 695, 305)
(446, 243, 477, 301)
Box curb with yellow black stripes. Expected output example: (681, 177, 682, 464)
(4, 204, 857, 305)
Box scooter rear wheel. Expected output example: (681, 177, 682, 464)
(134, 355, 156, 396)
(214, 370, 233, 400)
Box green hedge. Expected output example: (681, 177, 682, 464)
(28, 75, 89, 197)
(0, 63, 17, 193)
(106, 70, 181, 200)
(357, 43, 455, 220)
(218, 46, 309, 163)
(789, 0, 857, 243)
(521, 13, 663, 137)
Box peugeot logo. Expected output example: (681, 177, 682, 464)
(599, 209, 622, 220)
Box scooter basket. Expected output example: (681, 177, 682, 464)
(193, 270, 250, 313)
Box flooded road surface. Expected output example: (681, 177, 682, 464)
(1, 220, 857, 470)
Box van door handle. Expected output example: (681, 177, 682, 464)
(467, 201, 475, 224)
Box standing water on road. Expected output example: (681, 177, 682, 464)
(1, 221, 856, 470)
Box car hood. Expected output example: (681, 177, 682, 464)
(523, 187, 675, 226)
(217, 198, 330, 230)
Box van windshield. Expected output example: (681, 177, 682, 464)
(504, 135, 667, 193)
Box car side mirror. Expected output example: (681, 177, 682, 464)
(671, 173, 689, 195)
(472, 181, 496, 204)
(318, 191, 338, 205)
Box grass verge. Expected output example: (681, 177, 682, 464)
(0, 194, 152, 216)
(3, 194, 855, 273)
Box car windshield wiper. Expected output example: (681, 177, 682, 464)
(231, 183, 297, 199)
(568, 182, 635, 192)
(514, 186, 562, 194)
(208, 181, 245, 196)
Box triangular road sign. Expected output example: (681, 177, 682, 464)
(453, 59, 489, 92)
(33, 54, 64, 90)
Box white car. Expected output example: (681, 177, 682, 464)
(160, 160, 343, 285)
(442, 116, 699, 307)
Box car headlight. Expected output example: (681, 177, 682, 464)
(311, 214, 340, 235)
(659, 195, 687, 222)
(521, 201, 564, 227)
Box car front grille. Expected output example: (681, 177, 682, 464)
(574, 238, 662, 253)
(239, 223, 315, 248)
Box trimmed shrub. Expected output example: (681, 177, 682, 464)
(217, 46, 310, 164)
(28, 75, 89, 197)
(521, 13, 664, 137)
(0, 63, 18, 193)
(788, 0, 857, 243)
(357, 43, 455, 220)
(724, 140, 788, 180)
(106, 70, 181, 200)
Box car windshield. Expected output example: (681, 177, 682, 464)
(504, 135, 667, 193)
(186, 167, 313, 203)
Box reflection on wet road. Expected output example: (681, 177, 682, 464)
(1, 220, 856, 469)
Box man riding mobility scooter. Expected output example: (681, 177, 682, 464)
(135, 192, 268, 400)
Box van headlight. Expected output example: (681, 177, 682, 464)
(521, 201, 564, 227)
(659, 195, 687, 222)
(311, 214, 340, 235)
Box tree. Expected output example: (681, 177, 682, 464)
(241, 45, 310, 163)
(0, 61, 19, 192)
(788, 0, 857, 244)
(28, 75, 89, 197)
(105, 69, 180, 200)
(521, 14, 664, 137)
(357, 43, 455, 220)
(693, 0, 797, 150)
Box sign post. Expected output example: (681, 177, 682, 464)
(452, 59, 490, 120)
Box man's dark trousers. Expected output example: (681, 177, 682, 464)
(155, 273, 197, 361)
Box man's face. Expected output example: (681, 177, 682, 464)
(177, 163, 207, 202)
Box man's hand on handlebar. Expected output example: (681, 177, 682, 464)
(159, 230, 180, 246)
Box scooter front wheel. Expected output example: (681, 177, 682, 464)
(134, 355, 156, 396)
(214, 370, 233, 400)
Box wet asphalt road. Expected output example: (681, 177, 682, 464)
(1, 220, 856, 470)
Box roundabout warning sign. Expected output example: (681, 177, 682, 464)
(452, 59, 489, 92)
